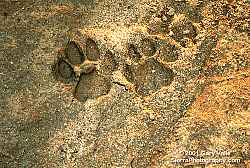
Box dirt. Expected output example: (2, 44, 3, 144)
(0, 0, 249, 168)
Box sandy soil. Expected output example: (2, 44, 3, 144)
(0, 0, 249, 167)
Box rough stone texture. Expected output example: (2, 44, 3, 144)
(0, 0, 249, 168)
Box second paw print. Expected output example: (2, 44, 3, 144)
(124, 37, 177, 96)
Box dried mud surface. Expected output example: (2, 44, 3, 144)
(0, 0, 249, 168)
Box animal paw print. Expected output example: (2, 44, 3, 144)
(149, 4, 198, 48)
(54, 38, 117, 102)
(124, 37, 176, 96)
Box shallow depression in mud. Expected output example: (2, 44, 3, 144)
(53, 32, 178, 101)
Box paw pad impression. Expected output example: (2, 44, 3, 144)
(124, 37, 176, 96)
(54, 38, 117, 102)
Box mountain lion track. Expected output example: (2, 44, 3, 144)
(53, 26, 180, 102)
